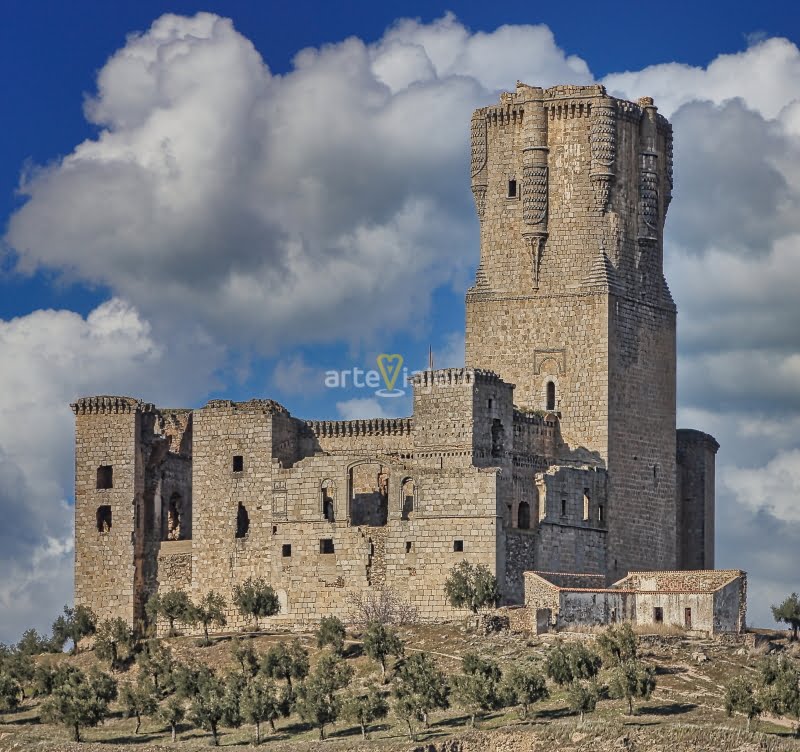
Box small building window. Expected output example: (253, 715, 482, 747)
(487, 398, 493, 409)
(281, 543, 292, 557)
(453, 540, 464, 552)
(322, 479, 335, 522)
(546, 381, 556, 411)
(507, 179, 517, 198)
(610, 608, 617, 623)
(96, 505, 112, 533)
(232, 455, 244, 472)
(319, 538, 335, 554)
(684, 607, 692, 628)
(518, 501, 530, 530)
(235, 503, 249, 538)
(401, 478, 415, 520)
(561, 499, 567, 517)
(96, 465, 113, 490)
(272, 525, 278, 535)
(598, 504, 604, 523)
(654, 607, 664, 623)
(583, 490, 590, 521)
(405, 541, 413, 554)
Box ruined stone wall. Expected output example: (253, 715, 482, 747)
(618, 569, 743, 592)
(557, 590, 634, 630)
(73, 397, 142, 625)
(676, 429, 719, 569)
(635, 591, 714, 632)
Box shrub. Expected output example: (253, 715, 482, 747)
(444, 561, 500, 613)
(392, 652, 449, 739)
(51, 605, 97, 654)
(315, 615, 346, 655)
(40, 667, 117, 742)
(452, 652, 503, 727)
(260, 639, 309, 692)
(232, 578, 280, 631)
(567, 680, 599, 724)
(725, 675, 762, 731)
(94, 617, 136, 670)
(501, 661, 549, 719)
(608, 659, 656, 715)
(545, 641, 601, 686)
(341, 683, 389, 739)
(362, 622, 404, 678)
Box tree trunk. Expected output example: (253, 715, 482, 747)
(469, 713, 475, 728)
(579, 710, 585, 725)
(135, 713, 141, 734)
(111, 643, 118, 669)
(255, 721, 261, 744)
(628, 697, 634, 715)
(360, 722, 367, 739)
(73, 723, 81, 742)
(269, 718, 276, 732)
(406, 719, 415, 740)
(747, 715, 752, 732)
(204, 623, 210, 643)
(520, 704, 528, 720)
(286, 676, 293, 693)
(171, 723, 177, 742)
(319, 725, 325, 740)
(793, 624, 799, 642)
(168, 617, 176, 635)
(254, 617, 260, 632)
(423, 711, 429, 728)
(211, 721, 219, 746)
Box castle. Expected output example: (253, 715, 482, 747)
(72, 83, 720, 632)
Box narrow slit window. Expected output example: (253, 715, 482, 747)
(507, 179, 517, 198)
(232, 455, 244, 472)
(453, 540, 464, 552)
(282, 543, 292, 557)
(546, 381, 556, 411)
(598, 504, 605, 523)
(319, 538, 335, 554)
(235, 503, 249, 538)
(96, 465, 113, 490)
(561, 499, 567, 517)
(405, 541, 413, 554)
(583, 489, 590, 521)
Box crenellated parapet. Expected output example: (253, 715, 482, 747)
(202, 398, 291, 415)
(412, 368, 510, 389)
(307, 418, 413, 438)
(71, 396, 154, 415)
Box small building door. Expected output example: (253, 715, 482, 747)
(654, 607, 664, 623)
(684, 607, 692, 628)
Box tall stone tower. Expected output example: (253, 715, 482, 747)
(465, 84, 678, 579)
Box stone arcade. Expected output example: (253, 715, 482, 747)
(72, 84, 720, 632)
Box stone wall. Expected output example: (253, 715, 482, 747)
(72, 397, 142, 625)
(676, 429, 719, 569)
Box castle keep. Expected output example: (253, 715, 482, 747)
(72, 84, 719, 632)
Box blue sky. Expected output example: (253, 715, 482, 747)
(1, 0, 800, 642)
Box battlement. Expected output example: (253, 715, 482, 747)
(306, 418, 413, 438)
(71, 396, 154, 415)
(677, 429, 720, 454)
(412, 368, 510, 389)
(201, 398, 290, 415)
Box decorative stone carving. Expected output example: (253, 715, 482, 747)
(664, 123, 674, 213)
(471, 112, 488, 221)
(522, 162, 548, 226)
(590, 100, 616, 212)
(639, 152, 659, 240)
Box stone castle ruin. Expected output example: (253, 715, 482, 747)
(72, 83, 722, 633)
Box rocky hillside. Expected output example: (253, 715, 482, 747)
(1, 624, 799, 751)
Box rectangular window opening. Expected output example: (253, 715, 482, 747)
(507, 179, 517, 198)
(684, 607, 692, 628)
(453, 539, 464, 552)
(598, 504, 605, 523)
(232, 455, 244, 472)
(281, 543, 292, 557)
(405, 541, 413, 554)
(654, 607, 664, 623)
(319, 538, 335, 554)
(561, 499, 567, 517)
(96, 465, 113, 490)
(583, 489, 590, 521)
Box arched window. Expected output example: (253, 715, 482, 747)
(546, 381, 556, 411)
(518, 501, 530, 529)
(235, 502, 249, 538)
(401, 478, 415, 520)
(321, 480, 335, 522)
